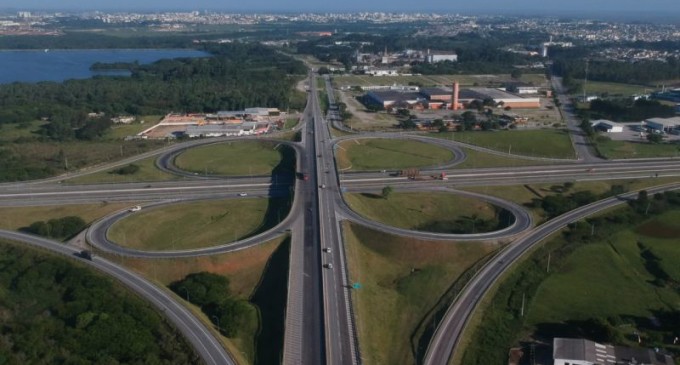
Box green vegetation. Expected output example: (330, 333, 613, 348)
(109, 197, 291, 251)
(574, 81, 651, 97)
(21, 216, 87, 240)
(0, 202, 132, 232)
(175, 141, 291, 176)
(344, 222, 497, 365)
(110, 236, 290, 364)
(345, 192, 512, 234)
(0, 240, 200, 364)
(0, 43, 306, 182)
(453, 148, 556, 169)
(434, 129, 576, 159)
(112, 163, 140, 175)
(581, 98, 676, 122)
(461, 191, 680, 364)
(336, 138, 454, 170)
(67, 155, 180, 184)
(554, 55, 680, 85)
(594, 138, 680, 159)
(170, 272, 256, 338)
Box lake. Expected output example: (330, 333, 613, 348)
(0, 49, 210, 84)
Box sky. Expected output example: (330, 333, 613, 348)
(1, 0, 679, 15)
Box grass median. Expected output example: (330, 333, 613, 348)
(66, 155, 179, 184)
(174, 140, 290, 176)
(0, 202, 131, 234)
(108, 197, 291, 251)
(434, 129, 576, 159)
(344, 222, 498, 365)
(336, 138, 454, 171)
(595, 138, 680, 159)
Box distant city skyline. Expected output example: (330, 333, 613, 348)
(1, 0, 679, 16)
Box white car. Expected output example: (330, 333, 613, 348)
(325, 263, 333, 269)
(324, 247, 332, 253)
(238, 192, 248, 197)
(128, 205, 141, 212)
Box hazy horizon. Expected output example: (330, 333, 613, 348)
(1, 0, 679, 16)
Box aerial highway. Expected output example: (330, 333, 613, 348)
(3, 67, 680, 365)
(0, 230, 235, 365)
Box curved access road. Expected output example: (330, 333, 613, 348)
(0, 229, 234, 365)
(86, 193, 299, 259)
(338, 186, 532, 242)
(423, 182, 680, 365)
(155, 138, 303, 180)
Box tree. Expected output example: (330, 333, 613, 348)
(579, 119, 595, 137)
(170, 272, 231, 307)
(382, 186, 393, 199)
(510, 69, 523, 79)
(647, 133, 663, 144)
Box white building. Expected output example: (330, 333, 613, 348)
(591, 119, 624, 133)
(426, 54, 458, 63)
(365, 68, 399, 76)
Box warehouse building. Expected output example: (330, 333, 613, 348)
(591, 119, 624, 133)
(645, 117, 680, 133)
(553, 338, 674, 365)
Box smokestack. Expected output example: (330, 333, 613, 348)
(452, 81, 460, 110)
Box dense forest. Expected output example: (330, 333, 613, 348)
(579, 98, 676, 122)
(0, 241, 201, 364)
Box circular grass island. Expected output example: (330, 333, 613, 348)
(344, 191, 514, 234)
(174, 140, 291, 176)
(108, 197, 290, 251)
(336, 138, 454, 171)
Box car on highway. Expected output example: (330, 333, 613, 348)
(325, 263, 333, 269)
(238, 192, 248, 197)
(324, 247, 332, 253)
(79, 250, 93, 260)
(320, 184, 326, 189)
(128, 205, 142, 212)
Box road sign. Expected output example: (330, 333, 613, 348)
(352, 283, 362, 289)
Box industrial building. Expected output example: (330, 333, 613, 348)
(184, 121, 270, 138)
(553, 338, 674, 365)
(426, 53, 458, 63)
(591, 119, 624, 133)
(364, 91, 425, 108)
(645, 117, 680, 132)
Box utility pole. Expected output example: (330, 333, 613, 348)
(546, 252, 551, 273)
(520, 292, 526, 317)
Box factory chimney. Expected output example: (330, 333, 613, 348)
(452, 81, 460, 110)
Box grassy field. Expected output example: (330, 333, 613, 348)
(331, 74, 547, 88)
(112, 236, 289, 364)
(595, 139, 680, 159)
(434, 129, 576, 159)
(66, 155, 180, 184)
(108, 197, 290, 251)
(459, 205, 680, 365)
(336, 138, 454, 171)
(573, 81, 652, 97)
(463, 178, 680, 223)
(0, 202, 131, 233)
(344, 222, 497, 365)
(0, 120, 47, 142)
(344, 192, 501, 233)
(105, 117, 163, 140)
(453, 148, 556, 169)
(174, 140, 288, 176)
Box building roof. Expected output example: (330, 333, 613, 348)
(367, 90, 424, 103)
(466, 87, 522, 100)
(420, 87, 452, 98)
(591, 119, 624, 128)
(646, 117, 680, 127)
(186, 124, 242, 134)
(553, 338, 675, 365)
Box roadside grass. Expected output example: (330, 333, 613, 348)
(344, 192, 501, 233)
(344, 222, 498, 365)
(284, 117, 299, 130)
(0, 202, 131, 236)
(174, 140, 287, 176)
(1, 139, 168, 176)
(336, 138, 454, 171)
(108, 197, 290, 251)
(66, 155, 180, 184)
(595, 139, 680, 159)
(453, 147, 558, 169)
(111, 235, 289, 364)
(433, 129, 576, 159)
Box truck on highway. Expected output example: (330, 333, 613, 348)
(79, 250, 93, 260)
(128, 205, 141, 212)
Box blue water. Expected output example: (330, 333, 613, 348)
(0, 49, 210, 84)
